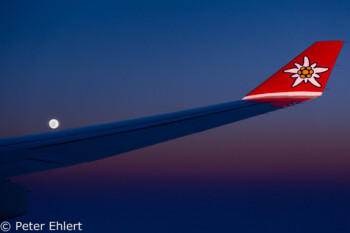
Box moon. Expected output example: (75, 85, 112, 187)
(49, 119, 59, 129)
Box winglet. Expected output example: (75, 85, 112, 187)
(243, 41, 343, 102)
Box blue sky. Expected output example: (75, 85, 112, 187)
(1, 0, 350, 232)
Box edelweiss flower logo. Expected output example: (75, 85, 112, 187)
(284, 56, 329, 88)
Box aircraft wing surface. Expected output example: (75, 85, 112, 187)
(0, 100, 278, 179)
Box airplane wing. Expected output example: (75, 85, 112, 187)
(0, 100, 279, 179)
(0, 41, 343, 219)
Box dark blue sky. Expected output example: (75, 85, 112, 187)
(1, 0, 350, 232)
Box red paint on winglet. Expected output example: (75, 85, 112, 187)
(244, 41, 343, 100)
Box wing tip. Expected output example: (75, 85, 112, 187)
(242, 41, 343, 101)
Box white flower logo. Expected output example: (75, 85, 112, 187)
(284, 56, 329, 88)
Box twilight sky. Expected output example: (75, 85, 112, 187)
(1, 0, 350, 232)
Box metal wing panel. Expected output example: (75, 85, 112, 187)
(0, 100, 279, 179)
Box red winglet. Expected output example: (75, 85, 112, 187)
(243, 41, 343, 103)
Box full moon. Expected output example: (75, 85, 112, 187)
(49, 119, 59, 129)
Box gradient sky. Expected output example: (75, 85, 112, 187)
(1, 0, 350, 232)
